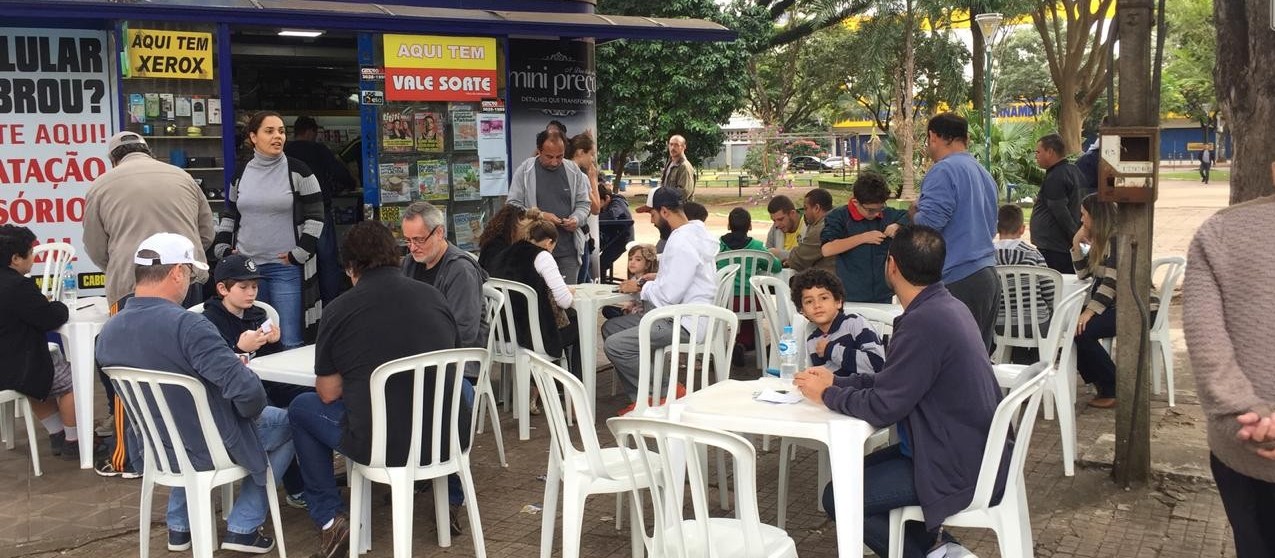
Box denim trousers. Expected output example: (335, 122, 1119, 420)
(821, 446, 950, 558)
(255, 262, 304, 349)
(167, 406, 294, 534)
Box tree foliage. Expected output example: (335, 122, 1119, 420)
(751, 0, 874, 50)
(595, 0, 756, 181)
(1161, 0, 1216, 132)
(993, 28, 1057, 118)
(746, 23, 853, 131)
(1030, 0, 1116, 153)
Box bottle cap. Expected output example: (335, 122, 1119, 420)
(783, 325, 793, 334)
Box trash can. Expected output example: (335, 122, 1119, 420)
(618, 179, 627, 192)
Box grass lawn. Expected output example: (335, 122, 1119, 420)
(1159, 169, 1227, 182)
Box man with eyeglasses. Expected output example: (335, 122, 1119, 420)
(821, 171, 908, 304)
(400, 201, 488, 354)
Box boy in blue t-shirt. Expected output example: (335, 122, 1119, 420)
(790, 269, 886, 377)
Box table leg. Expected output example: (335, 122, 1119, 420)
(827, 422, 866, 557)
(576, 300, 598, 409)
(67, 323, 97, 469)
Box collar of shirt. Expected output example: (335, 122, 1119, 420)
(848, 201, 880, 222)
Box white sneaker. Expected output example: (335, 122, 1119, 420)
(942, 543, 979, 558)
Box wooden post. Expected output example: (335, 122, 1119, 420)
(1113, 0, 1156, 487)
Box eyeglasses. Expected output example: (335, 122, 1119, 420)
(858, 203, 885, 216)
(405, 226, 441, 247)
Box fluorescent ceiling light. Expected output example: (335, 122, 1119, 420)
(278, 30, 324, 38)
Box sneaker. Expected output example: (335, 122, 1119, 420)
(94, 414, 116, 437)
(49, 431, 65, 457)
(928, 542, 978, 558)
(312, 513, 350, 558)
(94, 458, 141, 479)
(167, 529, 192, 552)
(286, 493, 309, 510)
(616, 383, 689, 416)
(220, 527, 275, 554)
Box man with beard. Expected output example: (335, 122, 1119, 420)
(400, 201, 487, 354)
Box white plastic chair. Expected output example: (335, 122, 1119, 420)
(346, 348, 487, 558)
(713, 263, 740, 309)
(0, 390, 42, 476)
(887, 363, 1053, 558)
(992, 265, 1063, 364)
(608, 416, 798, 558)
(992, 288, 1087, 477)
(1150, 256, 1186, 407)
(31, 242, 75, 301)
(716, 250, 779, 369)
(750, 275, 797, 370)
(528, 353, 648, 558)
(485, 278, 570, 441)
(103, 366, 287, 558)
(475, 285, 508, 467)
(187, 300, 281, 327)
(843, 304, 902, 347)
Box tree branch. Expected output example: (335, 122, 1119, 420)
(766, 1, 872, 49)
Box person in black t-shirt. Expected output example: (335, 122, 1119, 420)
(287, 221, 471, 557)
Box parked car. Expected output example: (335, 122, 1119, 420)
(624, 159, 643, 175)
(823, 156, 856, 170)
(788, 155, 830, 171)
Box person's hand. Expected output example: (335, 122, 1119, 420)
(261, 323, 281, 344)
(640, 272, 658, 283)
(856, 230, 888, 246)
(276, 252, 292, 264)
(1073, 226, 1089, 249)
(619, 279, 641, 294)
(561, 217, 579, 232)
(1075, 309, 1095, 335)
(768, 247, 783, 258)
(621, 301, 640, 314)
(884, 223, 901, 238)
(815, 336, 828, 356)
(543, 213, 563, 226)
(237, 329, 268, 353)
(794, 366, 834, 402)
(1236, 412, 1275, 459)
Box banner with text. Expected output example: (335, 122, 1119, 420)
(382, 34, 496, 102)
(0, 28, 118, 292)
(125, 28, 214, 80)
(507, 39, 596, 162)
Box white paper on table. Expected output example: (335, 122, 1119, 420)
(755, 389, 805, 404)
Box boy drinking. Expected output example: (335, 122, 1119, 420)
(790, 269, 886, 377)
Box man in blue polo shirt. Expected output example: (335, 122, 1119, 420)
(910, 112, 1000, 351)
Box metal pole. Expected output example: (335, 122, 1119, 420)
(984, 49, 995, 198)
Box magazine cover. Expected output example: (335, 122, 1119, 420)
(378, 162, 413, 203)
(414, 111, 444, 152)
(451, 110, 477, 150)
(381, 112, 415, 153)
(451, 157, 481, 201)
(380, 204, 403, 239)
(416, 159, 449, 201)
(453, 212, 481, 251)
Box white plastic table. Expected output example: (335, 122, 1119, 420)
(58, 298, 109, 469)
(671, 377, 879, 557)
(246, 345, 317, 386)
(570, 284, 633, 405)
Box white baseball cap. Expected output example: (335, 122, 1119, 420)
(133, 233, 209, 270)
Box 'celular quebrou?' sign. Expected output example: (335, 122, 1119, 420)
(382, 34, 496, 102)
(124, 28, 213, 80)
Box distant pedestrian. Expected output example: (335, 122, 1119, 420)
(1198, 144, 1214, 184)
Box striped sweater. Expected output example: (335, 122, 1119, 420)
(1072, 241, 1160, 316)
(806, 310, 886, 377)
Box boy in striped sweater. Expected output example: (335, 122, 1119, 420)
(791, 269, 885, 377)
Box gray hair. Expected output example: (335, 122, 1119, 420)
(403, 201, 446, 231)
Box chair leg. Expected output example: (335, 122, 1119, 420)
(560, 482, 588, 558)
(18, 399, 41, 477)
(887, 508, 906, 558)
(348, 469, 364, 558)
(715, 448, 731, 512)
(1159, 334, 1176, 407)
(539, 461, 562, 558)
(484, 390, 508, 467)
(614, 492, 624, 532)
(139, 472, 155, 558)
(1, 400, 15, 450)
(432, 477, 450, 548)
(516, 354, 532, 441)
(815, 447, 830, 513)
(753, 320, 765, 371)
(1053, 372, 1077, 477)
(263, 466, 288, 558)
(459, 459, 487, 558)
(476, 385, 489, 435)
(777, 438, 791, 529)
(187, 482, 216, 558)
(221, 484, 234, 520)
(628, 495, 643, 558)
(391, 475, 417, 556)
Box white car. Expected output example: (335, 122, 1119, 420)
(823, 156, 855, 169)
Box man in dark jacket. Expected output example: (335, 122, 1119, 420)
(400, 201, 488, 354)
(795, 225, 1003, 558)
(0, 225, 80, 460)
(1030, 133, 1083, 274)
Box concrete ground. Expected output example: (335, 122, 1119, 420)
(0, 179, 1239, 557)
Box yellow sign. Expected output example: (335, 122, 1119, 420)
(125, 29, 213, 79)
(382, 35, 497, 70)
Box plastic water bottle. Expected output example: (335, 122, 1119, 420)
(61, 263, 77, 306)
(778, 325, 799, 385)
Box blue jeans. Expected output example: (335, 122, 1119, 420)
(821, 446, 950, 558)
(256, 262, 304, 349)
(167, 406, 294, 535)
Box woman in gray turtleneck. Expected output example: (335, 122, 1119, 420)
(213, 111, 325, 348)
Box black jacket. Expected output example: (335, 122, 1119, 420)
(1030, 160, 1084, 253)
(201, 297, 282, 358)
(487, 241, 567, 357)
(0, 267, 69, 399)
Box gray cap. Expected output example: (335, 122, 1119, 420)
(107, 131, 147, 153)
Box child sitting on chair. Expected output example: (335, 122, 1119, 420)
(790, 268, 886, 378)
(602, 243, 658, 319)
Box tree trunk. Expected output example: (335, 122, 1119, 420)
(1057, 95, 1086, 154)
(1216, 1, 1275, 204)
(900, 0, 917, 195)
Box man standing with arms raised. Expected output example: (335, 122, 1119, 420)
(507, 130, 592, 283)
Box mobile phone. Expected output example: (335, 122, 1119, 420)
(260, 319, 274, 334)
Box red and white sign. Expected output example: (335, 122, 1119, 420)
(384, 68, 496, 102)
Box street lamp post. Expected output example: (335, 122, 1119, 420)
(975, 12, 1004, 196)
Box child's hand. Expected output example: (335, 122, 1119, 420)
(237, 330, 269, 353)
(815, 336, 828, 355)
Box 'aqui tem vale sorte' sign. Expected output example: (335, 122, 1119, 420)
(383, 35, 496, 102)
(125, 28, 213, 80)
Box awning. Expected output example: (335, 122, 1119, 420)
(0, 0, 737, 42)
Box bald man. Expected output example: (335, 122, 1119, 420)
(662, 135, 696, 201)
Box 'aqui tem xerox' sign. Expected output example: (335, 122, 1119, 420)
(382, 35, 497, 102)
(124, 28, 214, 80)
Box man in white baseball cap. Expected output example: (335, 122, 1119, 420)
(133, 232, 210, 270)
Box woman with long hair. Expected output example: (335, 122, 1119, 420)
(213, 110, 325, 348)
(477, 205, 542, 272)
(567, 132, 602, 282)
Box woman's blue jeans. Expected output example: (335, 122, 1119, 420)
(255, 262, 304, 349)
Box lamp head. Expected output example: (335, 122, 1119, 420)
(975, 12, 1004, 40)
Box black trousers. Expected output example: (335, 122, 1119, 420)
(1040, 248, 1075, 276)
(946, 266, 1001, 353)
(1211, 453, 1275, 557)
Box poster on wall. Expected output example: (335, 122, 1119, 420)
(477, 112, 507, 196)
(451, 156, 481, 201)
(124, 28, 214, 80)
(451, 108, 477, 150)
(416, 159, 449, 200)
(382, 35, 498, 102)
(507, 39, 597, 161)
(381, 112, 414, 152)
(0, 28, 118, 293)
(414, 111, 444, 152)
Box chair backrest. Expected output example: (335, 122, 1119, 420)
(843, 304, 900, 343)
(749, 275, 795, 368)
(187, 300, 282, 328)
(30, 242, 75, 300)
(485, 278, 553, 356)
(481, 285, 506, 362)
(713, 264, 741, 309)
(364, 348, 485, 469)
(714, 249, 777, 313)
(1042, 289, 1089, 374)
(526, 352, 611, 478)
(636, 304, 738, 414)
(608, 416, 771, 558)
(1150, 256, 1186, 332)
(967, 364, 1051, 511)
(102, 366, 235, 478)
(993, 265, 1063, 350)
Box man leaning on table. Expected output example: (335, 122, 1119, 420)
(95, 233, 292, 554)
(287, 221, 471, 558)
(794, 225, 1003, 558)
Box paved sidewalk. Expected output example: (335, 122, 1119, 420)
(0, 180, 1237, 557)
